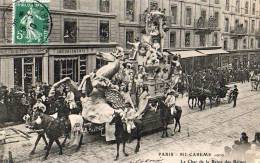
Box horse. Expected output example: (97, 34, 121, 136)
(187, 88, 199, 109)
(196, 88, 213, 111)
(109, 112, 143, 161)
(29, 109, 84, 160)
(156, 99, 182, 137)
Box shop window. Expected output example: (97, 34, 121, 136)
(14, 58, 22, 87)
(99, 20, 110, 42)
(126, 30, 134, 49)
(64, 18, 77, 43)
(35, 57, 42, 83)
(199, 34, 206, 47)
(185, 32, 191, 47)
(96, 57, 107, 70)
(185, 7, 192, 25)
(63, 0, 77, 10)
(54, 58, 78, 82)
(170, 31, 176, 48)
(100, 0, 110, 12)
(126, 0, 135, 22)
(171, 5, 177, 25)
(79, 56, 87, 82)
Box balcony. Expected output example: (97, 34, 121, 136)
(139, 14, 177, 27)
(194, 16, 218, 34)
(230, 25, 247, 39)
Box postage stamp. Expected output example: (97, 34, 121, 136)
(12, 0, 51, 44)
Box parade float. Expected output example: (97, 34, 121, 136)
(48, 7, 182, 141)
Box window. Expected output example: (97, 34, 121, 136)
(171, 5, 177, 24)
(225, 0, 230, 11)
(224, 18, 229, 32)
(170, 31, 176, 48)
(245, 2, 249, 14)
(201, 10, 206, 19)
(251, 20, 255, 33)
(245, 20, 248, 32)
(100, 0, 110, 12)
(199, 34, 206, 47)
(251, 38, 255, 48)
(214, 12, 219, 27)
(224, 38, 228, 50)
(234, 39, 238, 49)
(236, 0, 240, 13)
(99, 20, 109, 42)
(185, 7, 192, 25)
(213, 33, 218, 46)
(54, 58, 79, 82)
(258, 39, 260, 48)
(64, 18, 77, 43)
(63, 0, 77, 10)
(252, 3, 256, 15)
(243, 38, 247, 49)
(150, 1, 158, 11)
(126, 30, 134, 49)
(185, 32, 191, 47)
(215, 0, 219, 4)
(126, 0, 135, 22)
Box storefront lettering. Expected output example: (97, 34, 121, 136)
(0, 49, 46, 54)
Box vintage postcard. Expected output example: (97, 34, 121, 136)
(0, 0, 259, 163)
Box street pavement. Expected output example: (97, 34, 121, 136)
(0, 82, 259, 163)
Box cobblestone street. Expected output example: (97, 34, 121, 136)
(1, 82, 259, 163)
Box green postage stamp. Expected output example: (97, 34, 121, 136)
(12, 0, 51, 44)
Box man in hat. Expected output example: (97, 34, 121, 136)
(32, 98, 46, 113)
(232, 85, 239, 108)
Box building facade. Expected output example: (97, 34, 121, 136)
(1, 0, 260, 90)
(0, 0, 118, 90)
(221, 0, 260, 69)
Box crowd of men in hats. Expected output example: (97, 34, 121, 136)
(0, 81, 82, 124)
(186, 67, 251, 89)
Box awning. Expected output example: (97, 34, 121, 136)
(170, 51, 207, 58)
(198, 49, 229, 55)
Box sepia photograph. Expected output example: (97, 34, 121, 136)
(0, 0, 259, 162)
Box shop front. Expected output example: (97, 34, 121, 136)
(0, 47, 47, 90)
(0, 44, 117, 90)
(197, 49, 229, 69)
(48, 46, 116, 85)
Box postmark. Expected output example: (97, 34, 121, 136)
(9, 0, 53, 44)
